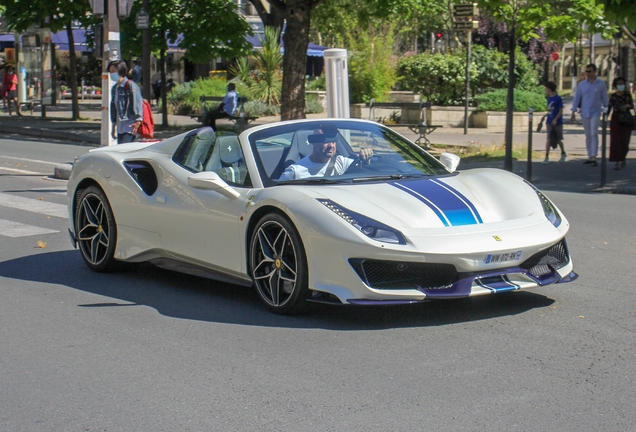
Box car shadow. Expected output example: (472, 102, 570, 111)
(1, 250, 555, 330)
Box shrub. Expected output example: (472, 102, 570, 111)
(473, 88, 547, 112)
(165, 78, 254, 115)
(306, 74, 326, 91)
(243, 100, 280, 117)
(396, 46, 542, 106)
(305, 96, 324, 114)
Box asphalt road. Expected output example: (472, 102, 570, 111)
(0, 138, 635, 431)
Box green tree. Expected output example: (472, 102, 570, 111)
(0, 0, 96, 120)
(120, 0, 252, 126)
(477, 0, 613, 170)
(601, 0, 636, 43)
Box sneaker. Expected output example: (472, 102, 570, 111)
(559, 153, 567, 162)
(583, 159, 594, 164)
(542, 157, 549, 165)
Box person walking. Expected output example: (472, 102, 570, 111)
(607, 76, 634, 170)
(3, 65, 21, 116)
(108, 60, 143, 144)
(570, 63, 608, 166)
(542, 81, 567, 164)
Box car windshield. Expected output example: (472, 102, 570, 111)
(248, 120, 449, 187)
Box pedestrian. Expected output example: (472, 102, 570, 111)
(108, 60, 143, 144)
(570, 63, 608, 166)
(3, 65, 21, 116)
(607, 76, 634, 170)
(131, 59, 142, 85)
(0, 65, 5, 109)
(204, 83, 237, 130)
(542, 81, 567, 164)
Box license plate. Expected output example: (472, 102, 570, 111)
(484, 250, 522, 264)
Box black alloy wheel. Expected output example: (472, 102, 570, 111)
(249, 213, 309, 314)
(75, 186, 118, 272)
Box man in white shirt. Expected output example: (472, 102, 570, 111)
(204, 83, 238, 130)
(279, 131, 373, 180)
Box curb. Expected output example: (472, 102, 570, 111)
(54, 163, 73, 180)
(0, 125, 100, 146)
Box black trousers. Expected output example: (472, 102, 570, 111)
(204, 111, 230, 130)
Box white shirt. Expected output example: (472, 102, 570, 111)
(279, 155, 354, 180)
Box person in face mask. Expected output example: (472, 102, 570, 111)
(608, 76, 634, 170)
(203, 82, 237, 130)
(107, 60, 144, 143)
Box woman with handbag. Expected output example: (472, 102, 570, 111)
(608, 77, 634, 170)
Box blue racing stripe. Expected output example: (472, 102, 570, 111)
(392, 179, 482, 226)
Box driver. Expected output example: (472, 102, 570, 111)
(278, 130, 373, 180)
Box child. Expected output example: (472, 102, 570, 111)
(542, 81, 566, 164)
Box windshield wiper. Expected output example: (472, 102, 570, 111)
(275, 178, 345, 185)
(352, 174, 425, 182)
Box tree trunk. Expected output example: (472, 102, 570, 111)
(66, 21, 80, 120)
(160, 33, 168, 127)
(280, 1, 311, 120)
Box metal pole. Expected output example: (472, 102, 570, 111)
(600, 109, 607, 187)
(142, 0, 151, 101)
(463, 30, 471, 134)
(527, 107, 533, 182)
(101, 0, 120, 147)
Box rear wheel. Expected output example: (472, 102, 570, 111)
(75, 186, 117, 272)
(249, 213, 309, 314)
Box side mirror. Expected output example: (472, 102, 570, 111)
(440, 152, 460, 172)
(187, 171, 240, 199)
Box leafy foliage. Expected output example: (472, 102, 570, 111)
(396, 51, 475, 106)
(473, 88, 547, 112)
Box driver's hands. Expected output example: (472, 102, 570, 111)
(358, 148, 373, 164)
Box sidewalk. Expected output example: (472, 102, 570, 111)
(1, 100, 634, 195)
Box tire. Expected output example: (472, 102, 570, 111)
(249, 213, 309, 314)
(75, 186, 118, 272)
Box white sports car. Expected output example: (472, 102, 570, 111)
(67, 119, 577, 314)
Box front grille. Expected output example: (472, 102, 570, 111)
(350, 259, 458, 290)
(520, 239, 570, 277)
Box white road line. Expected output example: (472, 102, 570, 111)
(0, 192, 68, 219)
(0, 155, 61, 166)
(0, 167, 47, 175)
(0, 218, 59, 237)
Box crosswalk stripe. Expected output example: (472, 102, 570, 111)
(0, 192, 68, 219)
(0, 218, 59, 237)
(0, 167, 46, 175)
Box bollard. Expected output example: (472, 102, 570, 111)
(527, 107, 533, 182)
(600, 107, 608, 187)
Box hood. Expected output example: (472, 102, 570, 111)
(307, 170, 545, 230)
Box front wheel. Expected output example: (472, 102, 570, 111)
(75, 186, 118, 272)
(249, 213, 309, 314)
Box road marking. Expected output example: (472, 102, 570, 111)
(0, 167, 46, 175)
(0, 155, 61, 166)
(30, 187, 67, 196)
(0, 192, 68, 219)
(0, 218, 59, 237)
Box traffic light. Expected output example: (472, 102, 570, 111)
(435, 32, 443, 41)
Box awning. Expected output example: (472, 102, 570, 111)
(246, 34, 327, 57)
(51, 29, 90, 52)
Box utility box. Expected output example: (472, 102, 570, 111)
(324, 48, 350, 118)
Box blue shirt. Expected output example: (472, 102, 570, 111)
(571, 78, 608, 118)
(547, 94, 563, 125)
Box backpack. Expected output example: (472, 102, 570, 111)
(125, 80, 155, 139)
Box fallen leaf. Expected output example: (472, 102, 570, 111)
(578, 315, 585, 319)
(549, 305, 557, 309)
(37, 241, 47, 248)
(37, 197, 44, 201)
(46, 216, 50, 219)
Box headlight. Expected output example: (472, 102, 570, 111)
(317, 199, 406, 244)
(525, 181, 562, 227)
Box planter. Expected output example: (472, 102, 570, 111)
(427, 106, 477, 128)
(473, 111, 547, 131)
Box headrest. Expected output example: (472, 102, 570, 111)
(217, 136, 242, 165)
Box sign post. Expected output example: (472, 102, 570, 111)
(453, 4, 479, 135)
